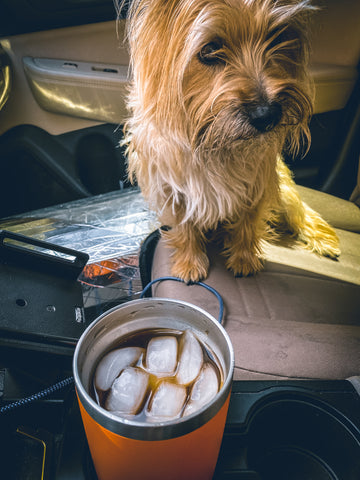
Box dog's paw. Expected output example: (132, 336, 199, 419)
(171, 252, 210, 283)
(225, 252, 263, 277)
(300, 230, 341, 259)
(298, 212, 341, 260)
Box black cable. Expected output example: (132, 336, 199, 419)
(0, 376, 74, 414)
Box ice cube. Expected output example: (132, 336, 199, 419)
(95, 347, 144, 391)
(176, 330, 203, 385)
(183, 364, 219, 416)
(147, 381, 187, 421)
(146, 336, 178, 376)
(105, 367, 149, 414)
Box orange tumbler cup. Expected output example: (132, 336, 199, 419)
(73, 298, 234, 480)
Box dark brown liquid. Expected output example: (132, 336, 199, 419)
(91, 328, 223, 422)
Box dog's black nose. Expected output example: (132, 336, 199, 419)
(246, 102, 282, 133)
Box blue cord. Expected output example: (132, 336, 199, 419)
(140, 276, 224, 324)
(0, 376, 74, 414)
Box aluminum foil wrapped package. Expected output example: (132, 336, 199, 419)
(0, 188, 158, 318)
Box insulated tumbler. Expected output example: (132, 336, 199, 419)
(73, 298, 234, 480)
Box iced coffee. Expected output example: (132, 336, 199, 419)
(92, 328, 223, 422)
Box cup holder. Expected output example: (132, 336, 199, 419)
(246, 396, 360, 480)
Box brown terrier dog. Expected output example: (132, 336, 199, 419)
(122, 0, 340, 282)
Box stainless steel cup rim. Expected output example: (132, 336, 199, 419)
(73, 297, 234, 441)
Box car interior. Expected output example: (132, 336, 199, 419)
(0, 0, 359, 478)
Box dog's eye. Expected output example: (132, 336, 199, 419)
(198, 41, 225, 66)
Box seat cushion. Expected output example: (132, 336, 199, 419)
(296, 185, 360, 233)
(147, 189, 360, 381)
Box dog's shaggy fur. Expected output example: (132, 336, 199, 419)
(121, 0, 340, 282)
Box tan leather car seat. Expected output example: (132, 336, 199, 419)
(141, 186, 360, 381)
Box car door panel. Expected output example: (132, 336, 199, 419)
(0, 20, 128, 135)
(23, 56, 128, 123)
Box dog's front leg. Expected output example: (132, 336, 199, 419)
(222, 211, 265, 277)
(162, 223, 210, 282)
